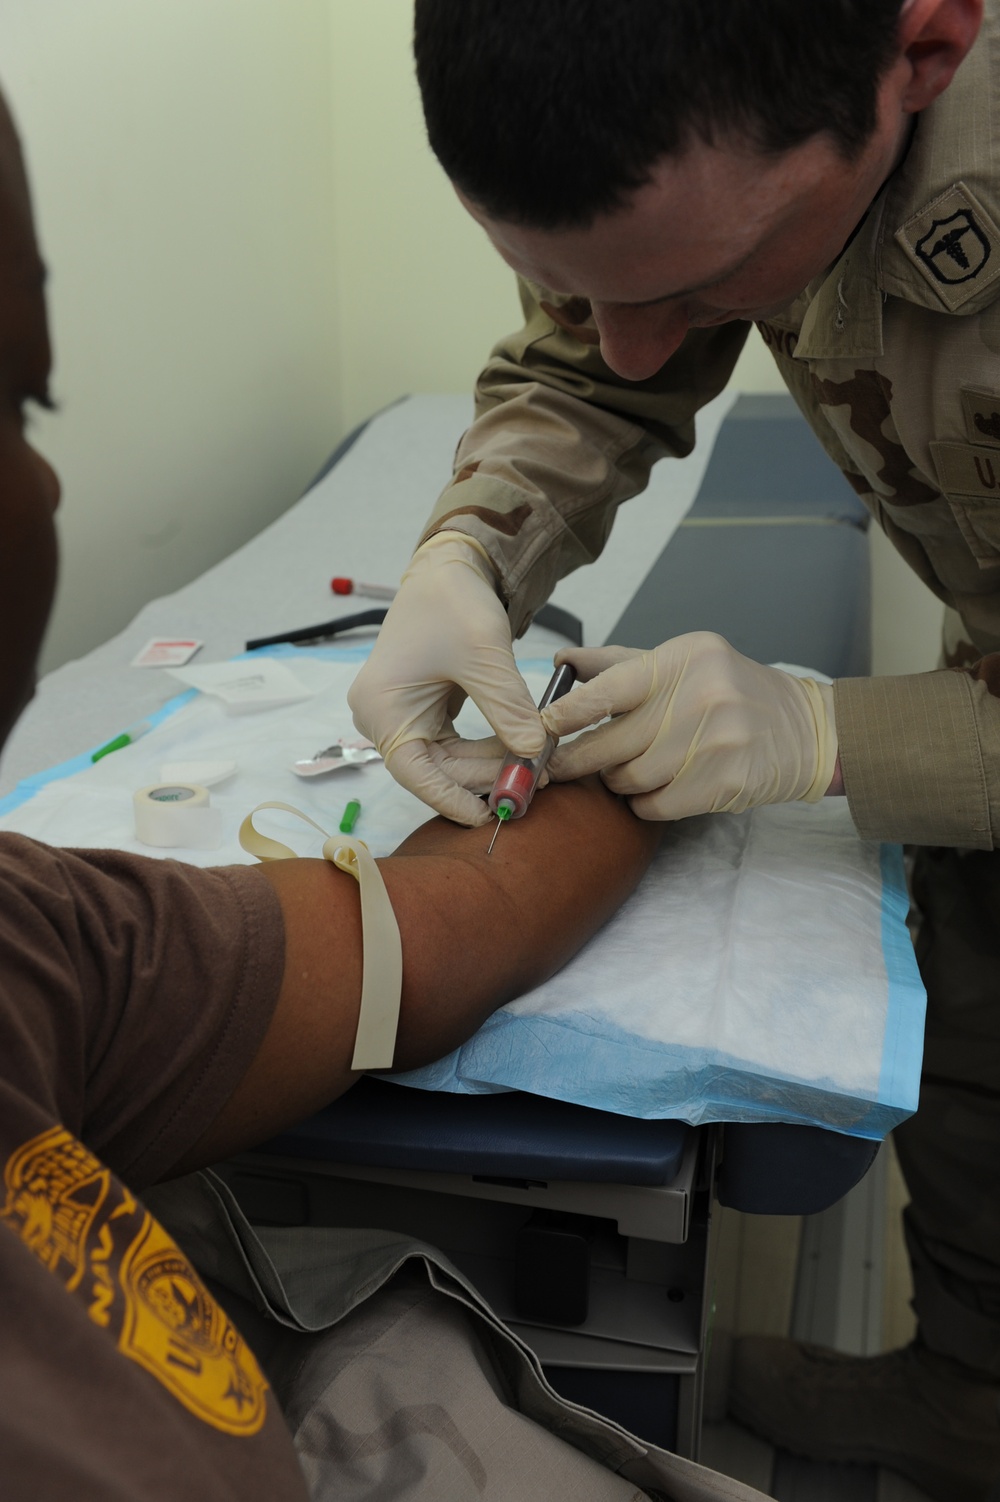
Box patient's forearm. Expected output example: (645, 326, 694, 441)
(175, 779, 659, 1170)
(385, 777, 660, 1069)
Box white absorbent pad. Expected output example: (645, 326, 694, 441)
(0, 646, 924, 1138)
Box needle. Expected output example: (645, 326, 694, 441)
(487, 801, 514, 855)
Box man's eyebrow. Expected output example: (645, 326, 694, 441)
(625, 249, 757, 307)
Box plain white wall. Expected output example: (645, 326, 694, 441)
(1, 0, 340, 675)
(327, 1, 520, 435)
(870, 530, 943, 675)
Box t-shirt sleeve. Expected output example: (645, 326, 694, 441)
(0, 835, 285, 1188)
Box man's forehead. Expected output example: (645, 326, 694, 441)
(470, 131, 860, 305)
(0, 92, 49, 376)
(477, 195, 770, 306)
(0, 95, 39, 258)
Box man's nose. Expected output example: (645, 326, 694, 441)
(591, 303, 690, 381)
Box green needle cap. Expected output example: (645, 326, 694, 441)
(339, 799, 361, 834)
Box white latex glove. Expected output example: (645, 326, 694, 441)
(423, 732, 552, 796)
(347, 533, 546, 825)
(541, 633, 838, 820)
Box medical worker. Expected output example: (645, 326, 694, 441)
(348, 3, 1000, 1497)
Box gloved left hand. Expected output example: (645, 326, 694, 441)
(347, 533, 546, 826)
(541, 633, 838, 820)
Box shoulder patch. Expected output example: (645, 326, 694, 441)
(896, 183, 1000, 311)
(1, 1125, 268, 1436)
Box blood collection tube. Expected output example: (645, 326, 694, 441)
(488, 662, 577, 823)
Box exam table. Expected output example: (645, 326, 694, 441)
(0, 390, 880, 1462)
(213, 391, 878, 1458)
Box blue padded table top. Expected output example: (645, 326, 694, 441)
(259, 1078, 691, 1186)
(607, 393, 872, 679)
(682, 392, 869, 520)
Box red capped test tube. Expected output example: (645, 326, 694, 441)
(488, 662, 577, 821)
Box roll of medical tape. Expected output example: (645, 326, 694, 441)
(133, 783, 222, 849)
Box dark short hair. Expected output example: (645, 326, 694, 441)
(414, 0, 905, 228)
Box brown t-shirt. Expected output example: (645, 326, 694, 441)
(0, 833, 311, 1500)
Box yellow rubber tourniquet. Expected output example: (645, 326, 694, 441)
(239, 802, 402, 1071)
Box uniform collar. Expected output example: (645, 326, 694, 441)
(793, 196, 888, 362)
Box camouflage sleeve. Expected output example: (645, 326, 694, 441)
(835, 661, 1000, 848)
(419, 276, 749, 636)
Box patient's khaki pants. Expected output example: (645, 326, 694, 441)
(149, 1173, 768, 1502)
(897, 845, 1000, 1377)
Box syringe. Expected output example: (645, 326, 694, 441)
(486, 662, 577, 854)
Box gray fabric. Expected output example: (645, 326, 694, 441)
(147, 1172, 771, 1502)
(286, 1273, 649, 1501)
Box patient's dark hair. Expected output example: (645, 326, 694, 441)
(414, 0, 904, 228)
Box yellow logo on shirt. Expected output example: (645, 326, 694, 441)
(1, 1125, 267, 1436)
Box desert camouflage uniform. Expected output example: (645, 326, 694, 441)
(420, 3, 1000, 1376)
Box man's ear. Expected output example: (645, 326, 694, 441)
(895, 0, 983, 114)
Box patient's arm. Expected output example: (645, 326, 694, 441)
(176, 778, 659, 1170)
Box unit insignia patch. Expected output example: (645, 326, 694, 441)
(915, 210, 990, 284)
(897, 184, 1000, 312)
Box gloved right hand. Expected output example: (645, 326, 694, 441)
(541, 634, 838, 820)
(347, 532, 547, 825)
